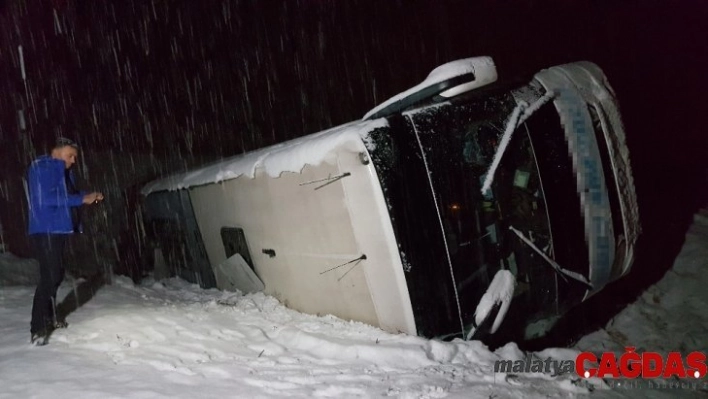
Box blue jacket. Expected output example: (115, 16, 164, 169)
(27, 156, 85, 235)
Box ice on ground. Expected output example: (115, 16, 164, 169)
(1, 211, 707, 398)
(566, 210, 708, 398)
(0, 277, 589, 398)
(576, 211, 708, 354)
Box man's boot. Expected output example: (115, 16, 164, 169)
(54, 320, 68, 329)
(30, 330, 49, 346)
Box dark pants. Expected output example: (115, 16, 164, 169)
(30, 234, 68, 334)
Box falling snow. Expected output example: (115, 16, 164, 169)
(0, 2, 706, 398)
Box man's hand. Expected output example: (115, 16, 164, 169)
(82, 192, 105, 205)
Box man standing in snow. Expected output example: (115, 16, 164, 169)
(27, 137, 104, 345)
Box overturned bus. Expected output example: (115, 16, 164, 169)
(140, 57, 639, 341)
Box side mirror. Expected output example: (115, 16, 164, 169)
(363, 56, 498, 120)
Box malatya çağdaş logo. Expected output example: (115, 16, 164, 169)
(494, 348, 707, 379)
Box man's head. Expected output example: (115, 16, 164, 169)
(51, 137, 80, 169)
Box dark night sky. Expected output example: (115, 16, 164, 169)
(0, 1, 706, 341)
(1, 1, 706, 161)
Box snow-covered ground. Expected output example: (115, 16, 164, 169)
(577, 210, 708, 353)
(1, 211, 707, 398)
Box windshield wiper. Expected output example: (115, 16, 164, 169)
(509, 225, 593, 290)
(480, 92, 555, 195)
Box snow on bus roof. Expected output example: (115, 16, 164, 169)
(140, 118, 388, 196)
